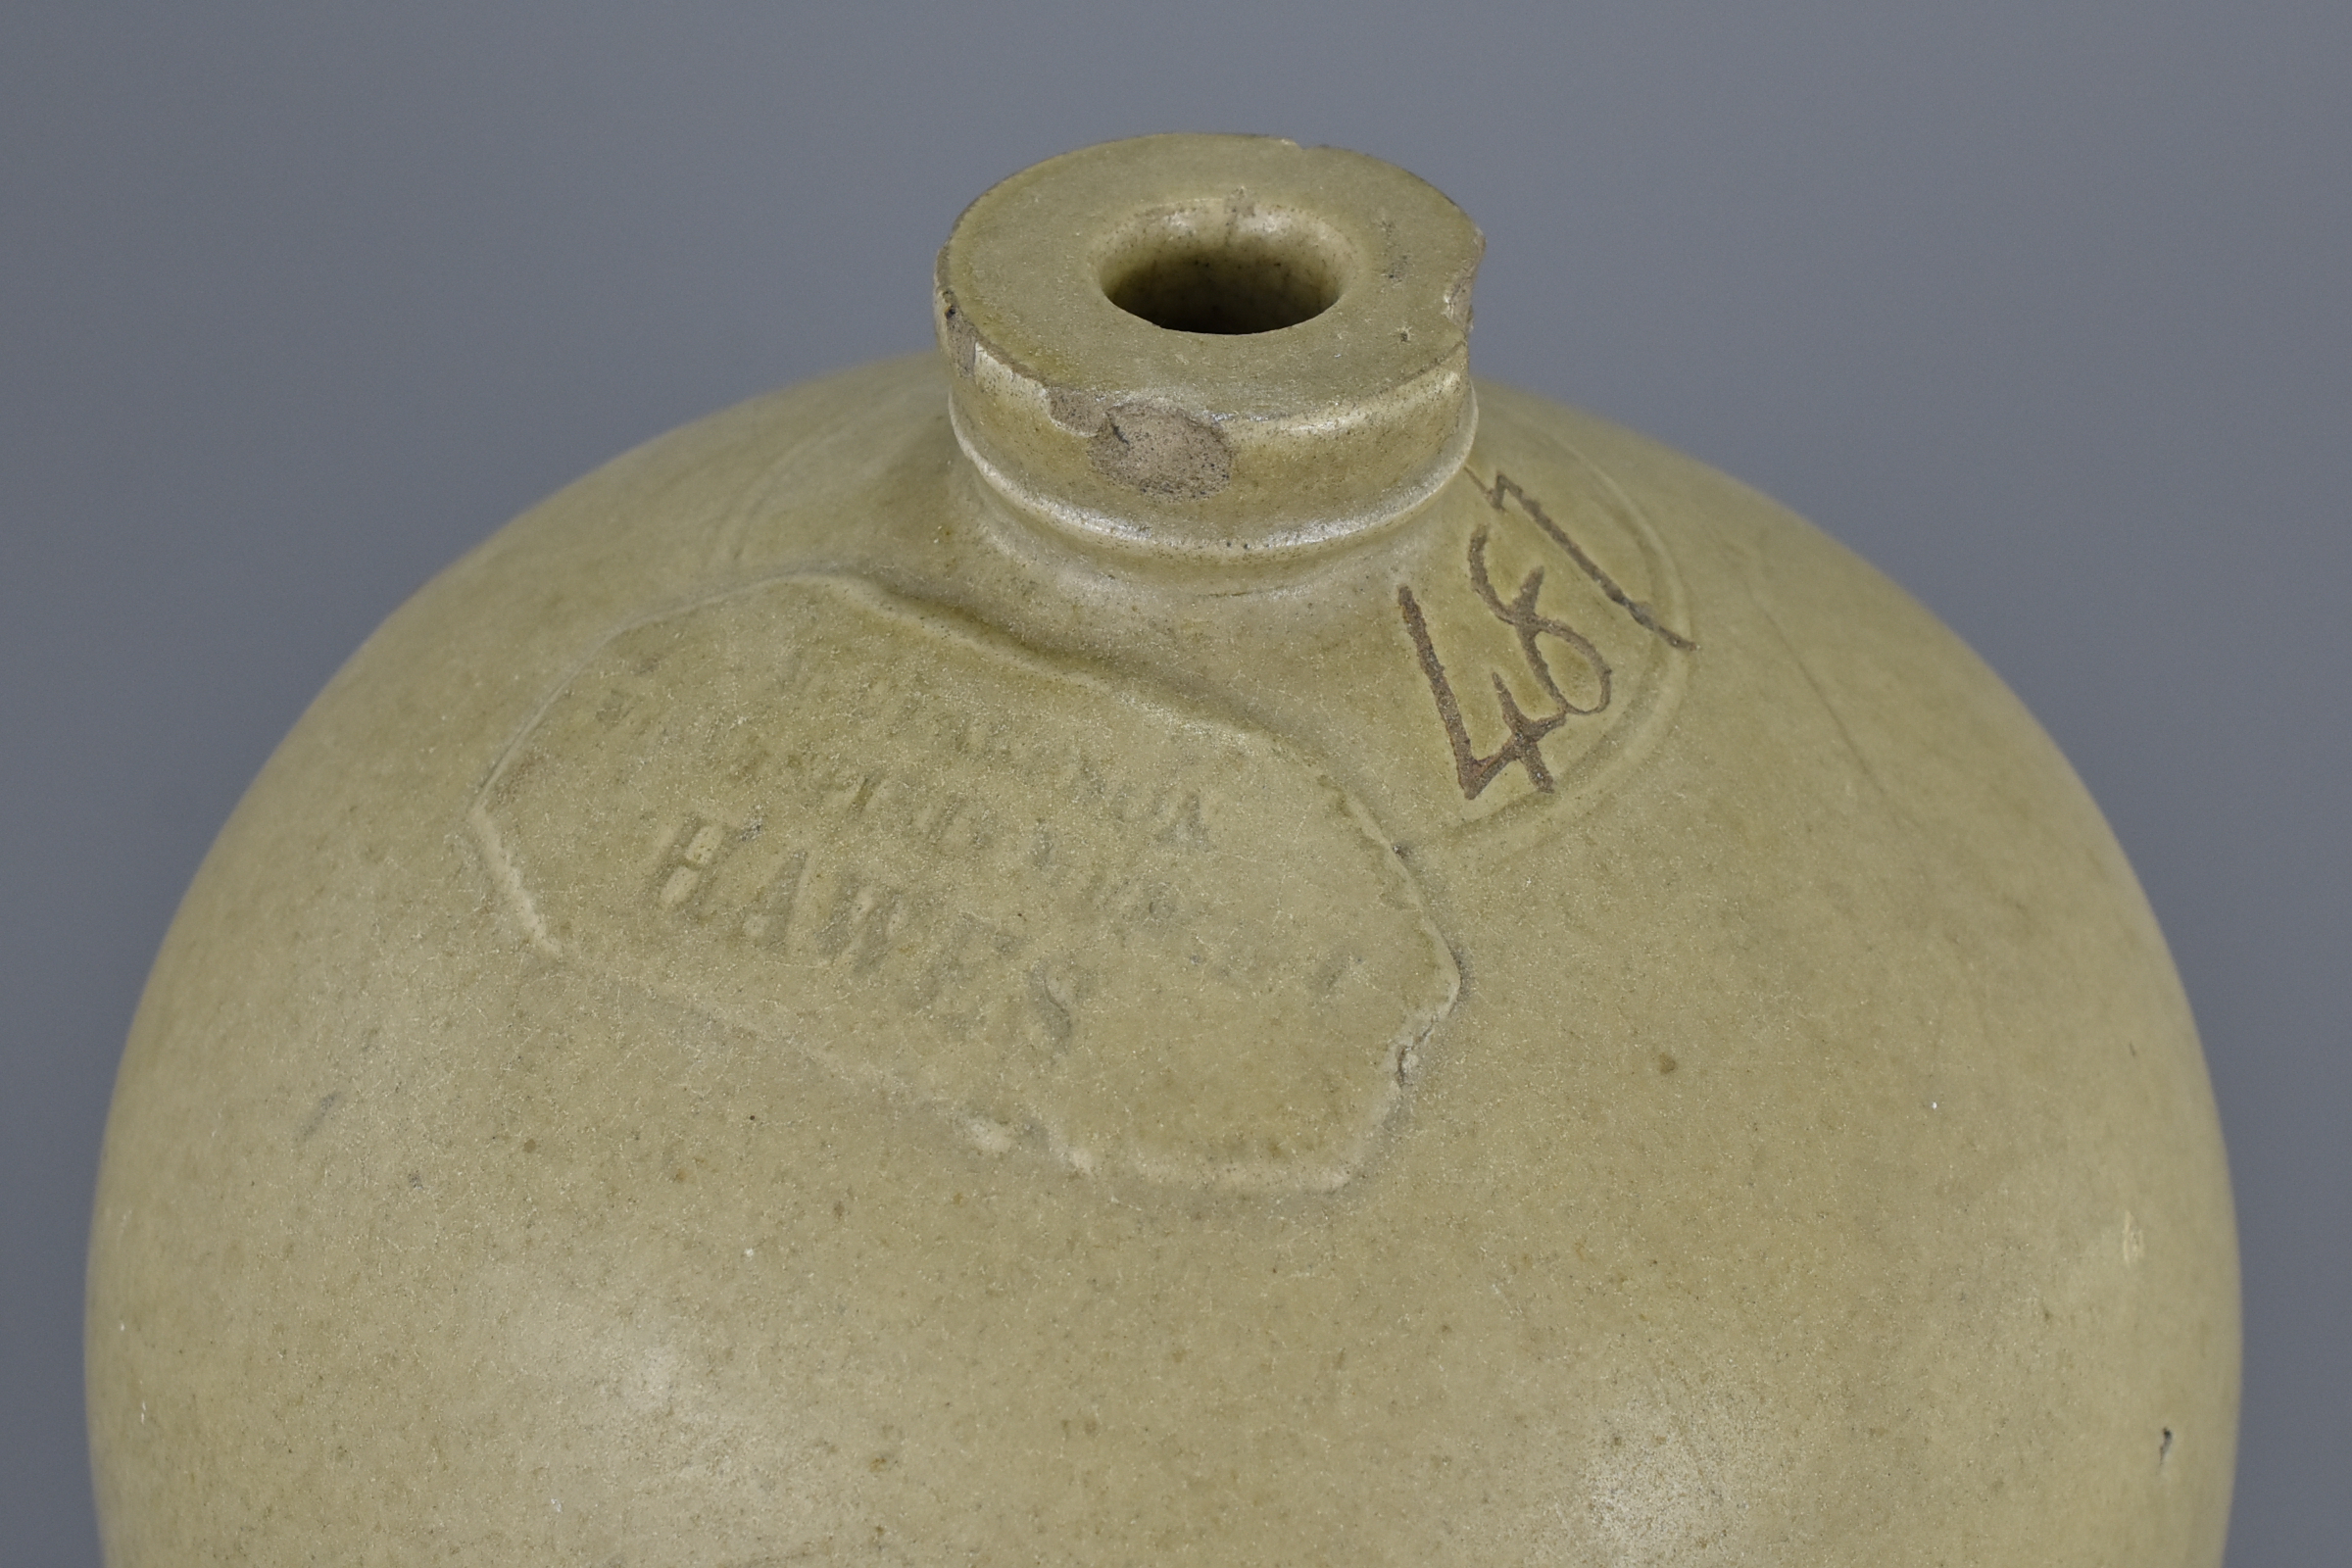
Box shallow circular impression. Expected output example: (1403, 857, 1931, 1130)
(935, 134, 1485, 561)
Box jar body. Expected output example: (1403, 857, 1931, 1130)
(88, 356, 2237, 1563)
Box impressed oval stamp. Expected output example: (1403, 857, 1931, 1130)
(471, 575, 1458, 1192)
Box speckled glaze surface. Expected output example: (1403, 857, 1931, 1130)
(88, 135, 2236, 1564)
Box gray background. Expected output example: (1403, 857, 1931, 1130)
(4, 5, 2344, 1561)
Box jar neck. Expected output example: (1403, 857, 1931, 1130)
(934, 134, 1485, 567)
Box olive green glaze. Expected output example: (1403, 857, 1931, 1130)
(89, 135, 2236, 1564)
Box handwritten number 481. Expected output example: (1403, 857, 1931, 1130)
(1398, 474, 1694, 800)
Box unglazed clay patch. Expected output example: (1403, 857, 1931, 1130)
(472, 574, 1458, 1192)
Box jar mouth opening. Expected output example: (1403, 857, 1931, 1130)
(1098, 203, 1350, 336)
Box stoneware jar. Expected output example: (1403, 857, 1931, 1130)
(88, 134, 2238, 1563)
